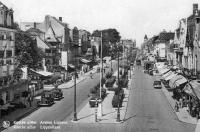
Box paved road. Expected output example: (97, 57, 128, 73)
(4, 65, 196, 132)
(2, 60, 118, 132)
(53, 67, 196, 132)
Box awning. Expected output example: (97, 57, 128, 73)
(162, 71, 173, 79)
(174, 77, 187, 87)
(80, 58, 91, 64)
(165, 73, 177, 81)
(189, 80, 200, 100)
(67, 64, 75, 73)
(36, 71, 53, 77)
(159, 68, 170, 75)
(183, 83, 196, 98)
(169, 75, 184, 88)
(29, 69, 53, 77)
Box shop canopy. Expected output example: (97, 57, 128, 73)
(169, 75, 187, 89)
(189, 80, 200, 100)
(162, 70, 173, 79)
(68, 64, 75, 72)
(80, 58, 91, 64)
(164, 73, 177, 81)
(29, 69, 53, 77)
(159, 68, 170, 75)
(174, 77, 188, 87)
(183, 83, 196, 98)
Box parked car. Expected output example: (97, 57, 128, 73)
(153, 80, 162, 89)
(36, 92, 54, 106)
(89, 97, 101, 107)
(52, 89, 63, 100)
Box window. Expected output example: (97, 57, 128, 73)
(0, 35, 3, 40)
(6, 60, 12, 65)
(3, 34, 6, 40)
(0, 50, 4, 58)
(0, 60, 4, 66)
(6, 50, 12, 58)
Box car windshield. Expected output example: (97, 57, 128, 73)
(154, 81, 161, 85)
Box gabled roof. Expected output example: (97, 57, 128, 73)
(158, 32, 174, 42)
(0, 2, 8, 10)
(37, 36, 52, 49)
(45, 25, 59, 42)
(52, 17, 68, 28)
(26, 28, 44, 36)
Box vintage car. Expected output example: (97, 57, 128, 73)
(51, 89, 63, 100)
(89, 96, 101, 107)
(36, 92, 54, 106)
(153, 80, 162, 89)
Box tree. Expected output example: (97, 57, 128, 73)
(92, 29, 121, 57)
(15, 30, 44, 69)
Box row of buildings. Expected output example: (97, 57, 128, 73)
(141, 3, 200, 79)
(0, 1, 103, 105)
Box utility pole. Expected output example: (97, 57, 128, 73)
(116, 42, 120, 122)
(98, 31, 103, 118)
(73, 45, 77, 121)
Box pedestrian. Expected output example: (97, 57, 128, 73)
(28, 96, 32, 107)
(175, 100, 179, 112)
(179, 98, 183, 109)
(90, 72, 93, 79)
(104, 68, 105, 73)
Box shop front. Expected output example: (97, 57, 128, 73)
(183, 80, 200, 118)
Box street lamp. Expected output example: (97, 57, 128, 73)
(73, 45, 78, 121)
(98, 31, 103, 118)
(116, 42, 120, 122)
(110, 44, 113, 72)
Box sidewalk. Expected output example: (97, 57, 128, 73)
(195, 120, 200, 132)
(0, 100, 38, 131)
(74, 88, 130, 123)
(58, 66, 98, 89)
(161, 83, 198, 124)
(58, 76, 86, 89)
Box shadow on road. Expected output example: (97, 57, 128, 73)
(123, 114, 137, 122)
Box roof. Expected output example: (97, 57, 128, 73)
(189, 80, 200, 100)
(26, 28, 44, 33)
(158, 32, 174, 42)
(0, 2, 8, 10)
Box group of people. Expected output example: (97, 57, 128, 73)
(174, 89, 200, 120)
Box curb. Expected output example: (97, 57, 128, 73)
(0, 106, 39, 131)
(59, 78, 87, 89)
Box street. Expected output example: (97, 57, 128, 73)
(3, 60, 118, 132)
(3, 64, 197, 132)
(51, 67, 196, 132)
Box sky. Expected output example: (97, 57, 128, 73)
(1, 0, 200, 47)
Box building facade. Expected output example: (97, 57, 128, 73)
(0, 2, 16, 104)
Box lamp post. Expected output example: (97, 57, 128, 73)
(110, 44, 113, 72)
(73, 45, 78, 121)
(116, 42, 120, 122)
(98, 31, 103, 118)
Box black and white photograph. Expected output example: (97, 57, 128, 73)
(0, 0, 200, 132)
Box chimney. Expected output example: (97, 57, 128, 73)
(33, 22, 36, 28)
(59, 17, 62, 22)
(193, 4, 198, 15)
